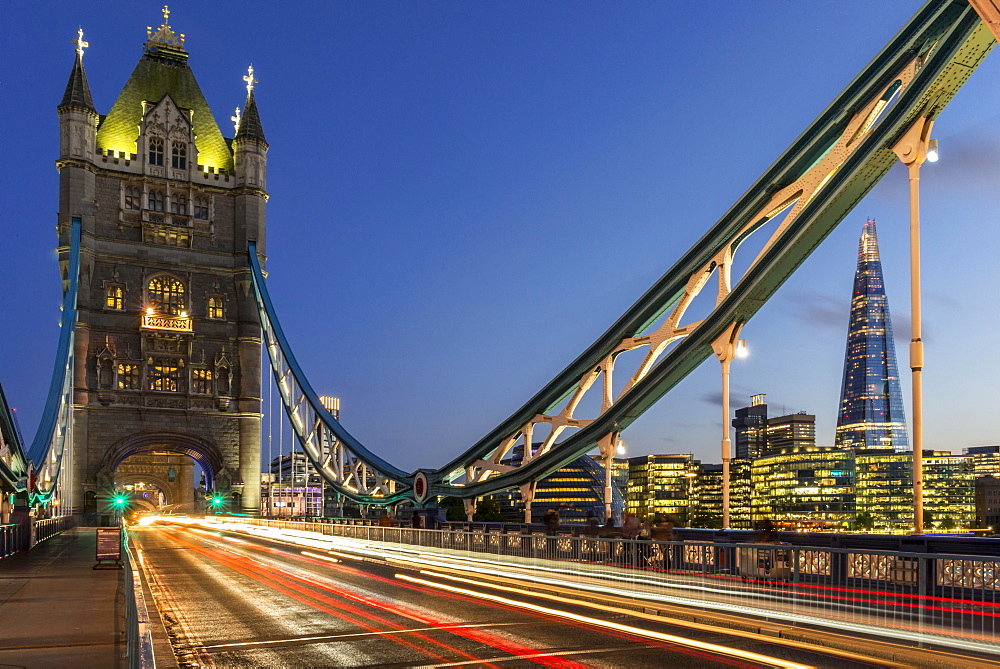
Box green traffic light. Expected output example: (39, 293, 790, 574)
(114, 495, 127, 506)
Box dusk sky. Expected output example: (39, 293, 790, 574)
(2, 1, 999, 474)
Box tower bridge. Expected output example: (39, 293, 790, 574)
(2, 4, 1000, 666)
(2, 0, 999, 523)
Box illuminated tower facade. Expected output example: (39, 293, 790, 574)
(834, 220, 908, 452)
(56, 12, 267, 517)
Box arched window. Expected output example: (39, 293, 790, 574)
(194, 196, 209, 220)
(147, 190, 164, 212)
(147, 276, 186, 315)
(171, 142, 187, 170)
(124, 186, 142, 210)
(105, 284, 124, 310)
(207, 296, 224, 319)
(170, 193, 187, 215)
(149, 137, 164, 166)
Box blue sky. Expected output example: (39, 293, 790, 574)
(2, 1, 999, 473)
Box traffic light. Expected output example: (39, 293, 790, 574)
(113, 494, 127, 507)
(208, 493, 225, 510)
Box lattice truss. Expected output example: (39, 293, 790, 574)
(453, 54, 925, 489)
(253, 253, 403, 500)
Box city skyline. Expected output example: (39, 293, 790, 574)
(2, 2, 1000, 474)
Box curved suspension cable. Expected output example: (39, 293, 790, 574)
(28, 217, 81, 505)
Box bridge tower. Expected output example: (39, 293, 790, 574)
(55, 13, 266, 517)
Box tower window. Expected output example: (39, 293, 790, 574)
(171, 143, 187, 170)
(149, 137, 164, 166)
(117, 363, 140, 390)
(170, 193, 187, 215)
(194, 197, 209, 220)
(192, 368, 213, 394)
(105, 284, 124, 310)
(124, 186, 142, 210)
(147, 276, 185, 315)
(148, 356, 182, 392)
(208, 296, 224, 319)
(147, 190, 164, 212)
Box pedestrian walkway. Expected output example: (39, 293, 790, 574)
(0, 527, 123, 668)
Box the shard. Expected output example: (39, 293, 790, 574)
(834, 219, 909, 451)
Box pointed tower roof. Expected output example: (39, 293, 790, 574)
(834, 218, 908, 452)
(59, 29, 96, 113)
(235, 66, 268, 147)
(95, 9, 233, 171)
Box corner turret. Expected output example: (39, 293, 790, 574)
(58, 29, 98, 161)
(233, 66, 268, 190)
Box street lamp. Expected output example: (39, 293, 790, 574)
(711, 323, 746, 530)
(603, 437, 625, 524)
(891, 117, 935, 535)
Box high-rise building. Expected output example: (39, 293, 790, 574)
(834, 220, 908, 452)
(766, 412, 816, 454)
(733, 394, 768, 459)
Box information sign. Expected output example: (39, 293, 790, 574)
(94, 527, 123, 569)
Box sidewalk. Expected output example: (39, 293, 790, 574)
(0, 527, 124, 668)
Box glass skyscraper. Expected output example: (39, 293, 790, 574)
(835, 219, 909, 452)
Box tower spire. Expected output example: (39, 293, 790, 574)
(60, 28, 95, 112)
(235, 65, 267, 146)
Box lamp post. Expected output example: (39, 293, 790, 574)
(711, 323, 746, 530)
(891, 118, 935, 535)
(603, 437, 625, 524)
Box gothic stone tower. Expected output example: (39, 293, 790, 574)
(55, 15, 266, 516)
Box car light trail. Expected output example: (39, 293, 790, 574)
(300, 550, 339, 563)
(410, 568, 912, 668)
(395, 573, 815, 669)
(156, 526, 589, 668)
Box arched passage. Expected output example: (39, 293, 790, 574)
(114, 472, 171, 507)
(97, 431, 231, 492)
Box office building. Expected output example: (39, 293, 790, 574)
(626, 454, 699, 525)
(923, 451, 975, 530)
(493, 445, 623, 523)
(733, 394, 768, 460)
(766, 412, 816, 454)
(834, 219, 908, 452)
(964, 445, 1000, 477)
(975, 476, 1000, 531)
(751, 447, 854, 530)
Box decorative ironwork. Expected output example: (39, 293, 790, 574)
(937, 559, 1000, 591)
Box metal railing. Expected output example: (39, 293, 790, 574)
(35, 515, 72, 543)
(123, 528, 156, 669)
(213, 516, 1000, 656)
(0, 523, 26, 558)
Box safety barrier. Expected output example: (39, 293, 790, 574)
(123, 528, 156, 669)
(217, 516, 1000, 655)
(35, 515, 72, 544)
(0, 523, 26, 558)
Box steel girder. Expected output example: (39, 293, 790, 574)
(28, 217, 81, 506)
(250, 0, 994, 505)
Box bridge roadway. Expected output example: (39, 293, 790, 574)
(133, 520, 987, 668)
